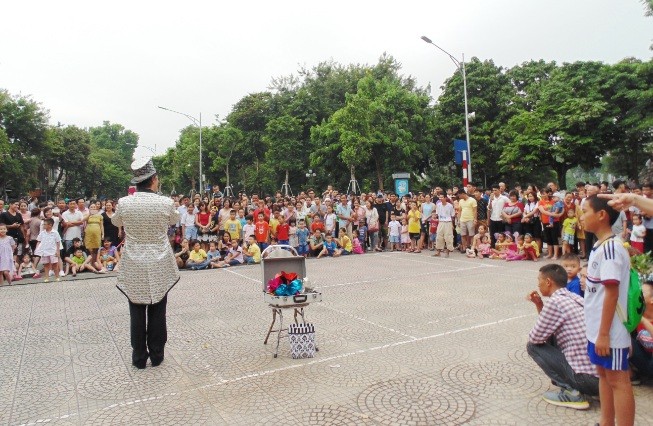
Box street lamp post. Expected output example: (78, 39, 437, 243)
(421, 36, 472, 184)
(158, 106, 203, 195)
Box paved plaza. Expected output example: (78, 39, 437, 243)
(1, 252, 652, 425)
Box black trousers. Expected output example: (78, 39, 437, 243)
(489, 220, 503, 247)
(129, 295, 168, 365)
(584, 231, 596, 257)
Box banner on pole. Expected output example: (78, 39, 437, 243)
(454, 139, 469, 165)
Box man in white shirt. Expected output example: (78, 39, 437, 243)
(488, 184, 510, 247)
(61, 200, 84, 252)
(433, 195, 455, 257)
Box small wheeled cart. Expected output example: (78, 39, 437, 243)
(261, 245, 322, 358)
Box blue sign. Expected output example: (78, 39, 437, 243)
(454, 139, 469, 165)
(395, 179, 409, 198)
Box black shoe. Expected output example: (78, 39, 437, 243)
(133, 359, 147, 369)
(150, 354, 164, 367)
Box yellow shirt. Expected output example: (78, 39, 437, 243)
(247, 242, 261, 263)
(458, 197, 477, 222)
(189, 249, 207, 262)
(223, 219, 242, 241)
(407, 209, 421, 233)
(339, 235, 353, 252)
(562, 217, 578, 236)
(269, 218, 279, 236)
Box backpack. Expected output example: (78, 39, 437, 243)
(615, 268, 646, 333)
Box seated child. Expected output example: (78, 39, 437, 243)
(186, 240, 208, 270)
(490, 232, 508, 259)
(70, 248, 103, 276)
(475, 234, 492, 258)
(506, 234, 526, 261)
(98, 247, 116, 272)
(337, 228, 353, 255)
(206, 241, 222, 268)
(521, 233, 540, 261)
(561, 253, 582, 296)
(317, 233, 340, 258)
(223, 240, 244, 267)
(243, 236, 262, 264)
(17, 254, 39, 279)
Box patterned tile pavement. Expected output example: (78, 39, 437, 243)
(1, 251, 652, 425)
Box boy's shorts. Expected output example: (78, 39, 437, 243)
(297, 244, 309, 255)
(429, 233, 437, 242)
(562, 233, 575, 245)
(587, 341, 629, 371)
(41, 255, 58, 264)
(278, 240, 289, 245)
(184, 227, 198, 240)
(389, 235, 400, 244)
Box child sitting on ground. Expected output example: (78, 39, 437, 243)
(98, 246, 116, 272)
(70, 248, 103, 276)
(521, 233, 539, 261)
(475, 234, 492, 258)
(318, 233, 340, 258)
(206, 241, 222, 268)
(490, 232, 509, 259)
(337, 228, 352, 255)
(506, 234, 526, 261)
(243, 235, 262, 264)
(561, 253, 582, 296)
(186, 240, 208, 270)
(17, 254, 39, 279)
(214, 240, 244, 268)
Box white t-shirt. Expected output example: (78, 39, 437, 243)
(324, 213, 336, 232)
(35, 230, 62, 257)
(420, 202, 435, 223)
(388, 220, 401, 237)
(61, 210, 83, 240)
(436, 203, 455, 222)
(585, 236, 631, 348)
(243, 223, 256, 241)
(181, 212, 196, 227)
(489, 195, 510, 221)
(631, 224, 646, 243)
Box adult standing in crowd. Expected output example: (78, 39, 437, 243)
(488, 184, 509, 247)
(102, 200, 122, 248)
(0, 200, 26, 263)
(457, 189, 477, 253)
(112, 158, 180, 369)
(373, 194, 389, 251)
(61, 200, 84, 252)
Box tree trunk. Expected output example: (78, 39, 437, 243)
(225, 163, 230, 188)
(555, 163, 569, 190)
(350, 165, 357, 194)
(51, 168, 65, 198)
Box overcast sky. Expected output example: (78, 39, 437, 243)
(2, 0, 651, 160)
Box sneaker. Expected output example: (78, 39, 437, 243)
(55, 278, 61, 282)
(44, 278, 50, 283)
(59, 270, 66, 277)
(542, 389, 589, 410)
(49, 270, 55, 277)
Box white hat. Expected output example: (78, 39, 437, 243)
(130, 157, 157, 184)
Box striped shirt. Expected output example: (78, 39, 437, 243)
(529, 288, 597, 376)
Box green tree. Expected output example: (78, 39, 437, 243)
(0, 90, 49, 197)
(263, 114, 304, 195)
(499, 61, 611, 189)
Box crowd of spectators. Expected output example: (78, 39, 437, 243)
(0, 179, 651, 282)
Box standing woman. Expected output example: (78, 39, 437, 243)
(364, 199, 380, 251)
(85, 204, 104, 264)
(502, 190, 524, 235)
(102, 200, 122, 249)
(521, 192, 542, 255)
(217, 199, 233, 237)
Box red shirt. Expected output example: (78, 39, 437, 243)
(255, 221, 269, 243)
(311, 220, 325, 233)
(253, 207, 271, 222)
(198, 212, 211, 226)
(276, 223, 290, 240)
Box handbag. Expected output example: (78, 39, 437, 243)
(288, 323, 316, 359)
